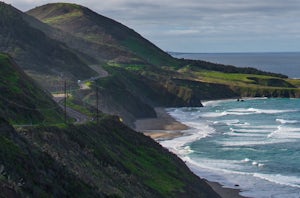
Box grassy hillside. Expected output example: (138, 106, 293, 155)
(26, 2, 300, 127)
(179, 67, 300, 98)
(179, 59, 288, 78)
(0, 115, 220, 197)
(0, 53, 64, 125)
(0, 118, 99, 197)
(1, 3, 300, 198)
(27, 3, 177, 66)
(0, 2, 96, 83)
(0, 53, 220, 197)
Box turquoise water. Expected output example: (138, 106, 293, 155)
(170, 52, 300, 78)
(162, 98, 300, 197)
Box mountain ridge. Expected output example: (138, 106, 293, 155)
(26, 2, 300, 127)
(27, 3, 178, 66)
(0, 2, 97, 84)
(1, 2, 300, 197)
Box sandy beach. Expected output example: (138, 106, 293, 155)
(134, 107, 247, 198)
(135, 107, 188, 140)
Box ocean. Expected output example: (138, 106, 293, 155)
(162, 98, 300, 197)
(170, 52, 300, 78)
(160, 53, 300, 197)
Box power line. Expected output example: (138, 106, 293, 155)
(64, 80, 67, 124)
(0, 76, 106, 126)
(96, 86, 99, 123)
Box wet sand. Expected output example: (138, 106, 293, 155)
(135, 107, 247, 198)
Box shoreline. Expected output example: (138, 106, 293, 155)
(134, 107, 247, 198)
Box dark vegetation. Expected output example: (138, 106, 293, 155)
(27, 3, 177, 66)
(88, 66, 205, 126)
(0, 2, 96, 81)
(247, 77, 295, 88)
(0, 118, 99, 198)
(0, 53, 63, 125)
(179, 59, 288, 78)
(26, 3, 300, 126)
(0, 2, 300, 197)
(0, 116, 220, 197)
(0, 50, 219, 197)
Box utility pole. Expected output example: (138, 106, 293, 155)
(64, 80, 67, 123)
(96, 86, 99, 124)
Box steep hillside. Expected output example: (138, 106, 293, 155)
(27, 3, 177, 66)
(26, 3, 300, 128)
(0, 2, 96, 83)
(0, 118, 99, 197)
(0, 115, 220, 197)
(26, 3, 293, 77)
(0, 53, 64, 124)
(73, 66, 206, 127)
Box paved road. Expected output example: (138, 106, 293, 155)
(52, 65, 108, 124)
(52, 65, 109, 124)
(52, 94, 91, 124)
(63, 105, 90, 124)
(78, 65, 109, 90)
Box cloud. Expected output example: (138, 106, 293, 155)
(4, 0, 300, 52)
(164, 29, 200, 36)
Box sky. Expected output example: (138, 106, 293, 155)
(4, 0, 300, 53)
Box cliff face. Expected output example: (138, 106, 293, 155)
(26, 3, 300, 126)
(0, 51, 219, 197)
(1, 2, 300, 198)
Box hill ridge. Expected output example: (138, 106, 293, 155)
(27, 3, 177, 66)
(0, 2, 97, 85)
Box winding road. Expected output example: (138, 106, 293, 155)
(52, 65, 108, 124)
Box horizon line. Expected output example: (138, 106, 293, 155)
(167, 51, 300, 54)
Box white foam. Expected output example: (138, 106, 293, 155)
(183, 156, 251, 177)
(230, 128, 272, 133)
(202, 99, 235, 107)
(185, 157, 300, 198)
(201, 111, 253, 118)
(241, 158, 265, 167)
(202, 98, 268, 107)
(246, 108, 297, 114)
(160, 124, 215, 156)
(213, 119, 250, 127)
(242, 158, 251, 162)
(201, 107, 298, 118)
(218, 138, 294, 147)
(201, 111, 227, 118)
(276, 119, 299, 124)
(268, 126, 300, 139)
(163, 100, 300, 198)
(225, 132, 266, 137)
(239, 124, 279, 129)
(258, 163, 264, 167)
(254, 173, 300, 188)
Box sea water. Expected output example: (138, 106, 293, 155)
(161, 98, 300, 198)
(170, 52, 300, 78)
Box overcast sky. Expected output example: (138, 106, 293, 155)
(4, 0, 300, 52)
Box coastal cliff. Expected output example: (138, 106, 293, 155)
(1, 2, 300, 197)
